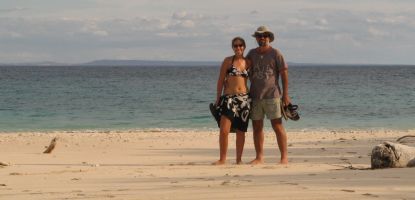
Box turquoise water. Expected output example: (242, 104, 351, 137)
(0, 65, 414, 132)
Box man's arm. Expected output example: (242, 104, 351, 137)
(280, 66, 291, 106)
(275, 49, 291, 105)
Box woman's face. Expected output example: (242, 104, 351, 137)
(232, 40, 245, 56)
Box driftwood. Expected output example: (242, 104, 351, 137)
(396, 135, 415, 143)
(371, 141, 415, 169)
(43, 137, 58, 154)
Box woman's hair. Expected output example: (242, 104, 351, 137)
(231, 37, 246, 47)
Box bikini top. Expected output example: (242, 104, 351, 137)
(227, 56, 248, 78)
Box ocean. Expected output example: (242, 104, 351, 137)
(0, 65, 414, 132)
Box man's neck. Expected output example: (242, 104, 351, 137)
(257, 45, 271, 53)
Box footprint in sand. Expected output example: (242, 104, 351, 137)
(221, 180, 240, 186)
(362, 193, 379, 198)
(346, 152, 357, 154)
(341, 189, 355, 193)
(240, 179, 252, 183)
(9, 172, 23, 176)
(262, 166, 278, 169)
(221, 180, 231, 185)
(284, 182, 299, 186)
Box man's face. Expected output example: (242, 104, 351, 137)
(255, 33, 270, 47)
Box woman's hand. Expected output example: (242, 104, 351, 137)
(215, 97, 220, 106)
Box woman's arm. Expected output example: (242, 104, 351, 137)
(216, 57, 229, 105)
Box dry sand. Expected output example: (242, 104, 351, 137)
(1, 130, 414, 200)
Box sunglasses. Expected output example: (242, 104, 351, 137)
(255, 33, 270, 38)
(233, 44, 244, 48)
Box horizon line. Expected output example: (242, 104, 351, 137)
(0, 59, 414, 66)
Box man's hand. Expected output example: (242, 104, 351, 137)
(282, 95, 291, 106)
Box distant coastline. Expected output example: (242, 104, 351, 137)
(1, 59, 414, 67)
(0, 60, 220, 67)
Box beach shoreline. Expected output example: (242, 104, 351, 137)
(1, 130, 414, 199)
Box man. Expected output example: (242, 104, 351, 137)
(246, 26, 290, 164)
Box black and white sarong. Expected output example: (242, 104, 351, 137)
(213, 93, 251, 132)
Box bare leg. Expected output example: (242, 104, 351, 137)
(271, 118, 288, 164)
(235, 130, 245, 164)
(212, 116, 231, 165)
(249, 120, 264, 165)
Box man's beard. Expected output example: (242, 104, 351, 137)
(258, 40, 267, 47)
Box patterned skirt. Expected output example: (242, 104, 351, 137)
(213, 93, 251, 132)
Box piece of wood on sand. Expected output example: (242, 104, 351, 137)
(397, 135, 415, 144)
(371, 141, 415, 169)
(43, 137, 58, 154)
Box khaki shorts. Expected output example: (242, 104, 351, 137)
(250, 98, 282, 120)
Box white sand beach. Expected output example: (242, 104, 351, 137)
(1, 130, 414, 200)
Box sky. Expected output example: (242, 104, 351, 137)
(0, 0, 414, 64)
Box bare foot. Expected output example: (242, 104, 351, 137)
(280, 158, 288, 165)
(249, 158, 264, 165)
(236, 160, 243, 165)
(212, 160, 226, 165)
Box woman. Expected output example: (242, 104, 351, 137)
(212, 37, 250, 165)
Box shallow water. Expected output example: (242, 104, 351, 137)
(0, 65, 414, 132)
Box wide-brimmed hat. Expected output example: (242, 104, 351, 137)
(252, 26, 275, 42)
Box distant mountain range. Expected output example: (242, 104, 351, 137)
(0, 59, 220, 67)
(1, 59, 412, 67)
(0, 61, 70, 66)
(82, 59, 220, 66)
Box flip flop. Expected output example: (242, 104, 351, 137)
(280, 102, 288, 120)
(281, 102, 300, 121)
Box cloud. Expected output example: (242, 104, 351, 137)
(315, 18, 328, 26)
(172, 11, 205, 20)
(0, 11, 237, 62)
(287, 18, 308, 26)
(168, 11, 211, 32)
(250, 10, 259, 15)
(367, 26, 388, 37)
(80, 21, 109, 37)
(0, 7, 26, 13)
(0, 1, 415, 64)
(168, 19, 195, 29)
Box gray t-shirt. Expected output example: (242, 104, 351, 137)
(247, 47, 288, 100)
